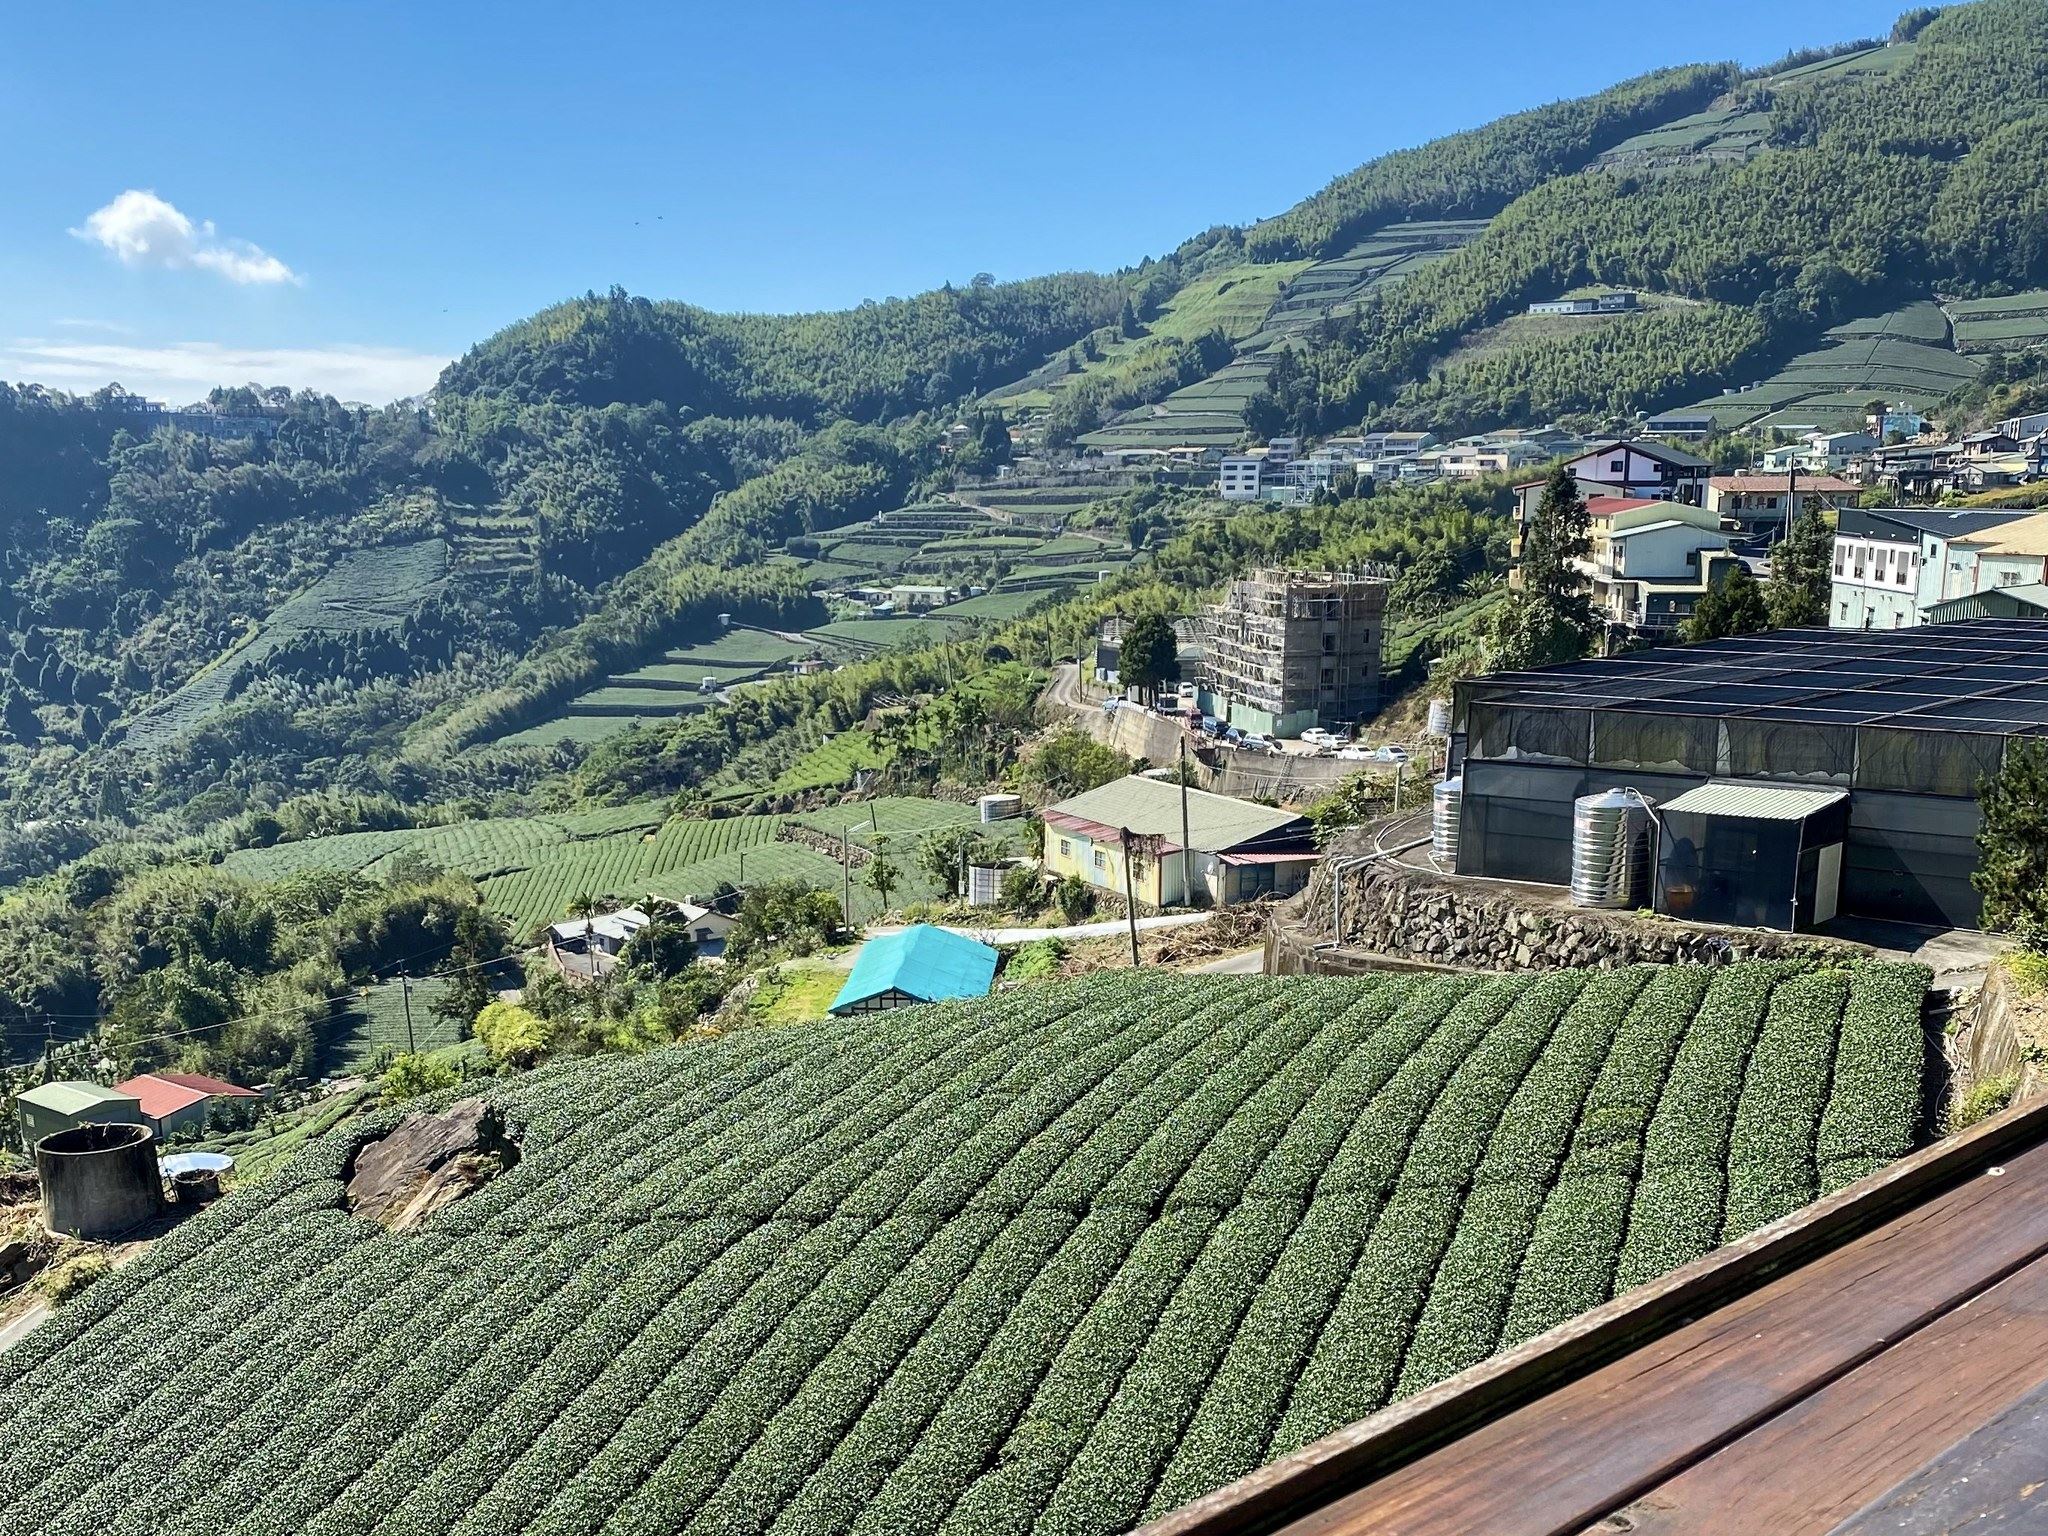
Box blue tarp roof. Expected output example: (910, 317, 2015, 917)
(830, 925, 998, 1014)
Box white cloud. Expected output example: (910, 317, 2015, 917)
(71, 189, 300, 286)
(0, 338, 450, 406)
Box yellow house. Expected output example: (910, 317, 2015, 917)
(1040, 775, 1318, 909)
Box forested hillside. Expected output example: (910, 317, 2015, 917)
(7, 0, 2048, 879)
(1253, 0, 2048, 434)
(438, 275, 1140, 421)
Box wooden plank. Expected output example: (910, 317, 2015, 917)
(1589, 1249, 2048, 1535)
(1827, 1375, 2048, 1535)
(1271, 1137, 2048, 1536)
(1139, 1096, 2048, 1536)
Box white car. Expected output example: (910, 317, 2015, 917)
(1334, 743, 1409, 763)
(1299, 728, 1339, 750)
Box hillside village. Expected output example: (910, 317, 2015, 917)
(14, 2, 2048, 1533)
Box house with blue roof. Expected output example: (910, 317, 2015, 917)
(829, 924, 999, 1016)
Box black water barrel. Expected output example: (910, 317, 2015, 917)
(36, 1122, 164, 1239)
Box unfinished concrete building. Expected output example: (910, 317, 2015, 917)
(1199, 568, 1391, 737)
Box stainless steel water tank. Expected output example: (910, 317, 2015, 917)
(1571, 789, 1652, 908)
(977, 793, 1023, 823)
(1432, 776, 1463, 865)
(1426, 697, 1453, 737)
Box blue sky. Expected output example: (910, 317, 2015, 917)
(0, 0, 1904, 404)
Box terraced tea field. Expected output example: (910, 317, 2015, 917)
(124, 540, 452, 752)
(0, 962, 1929, 1536)
(788, 797, 988, 850)
(218, 798, 982, 933)
(987, 260, 1309, 414)
(1689, 302, 1979, 432)
(1947, 289, 2048, 353)
(499, 627, 819, 749)
(1079, 221, 1485, 454)
(1592, 42, 1915, 174)
(319, 976, 461, 1071)
(930, 588, 1062, 622)
(801, 617, 970, 654)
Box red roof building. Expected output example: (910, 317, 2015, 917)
(115, 1071, 261, 1137)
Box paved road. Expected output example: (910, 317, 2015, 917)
(1044, 661, 1091, 716)
(0, 1300, 49, 1355)
(1189, 947, 1267, 975)
(869, 913, 1214, 946)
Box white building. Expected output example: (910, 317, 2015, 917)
(1764, 430, 1878, 475)
(1265, 437, 1300, 467)
(1219, 457, 1262, 501)
(1869, 402, 1928, 440)
(1359, 430, 1437, 459)
(1829, 507, 2035, 629)
(1573, 500, 1734, 634)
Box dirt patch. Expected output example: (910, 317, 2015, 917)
(346, 1100, 519, 1232)
(1033, 904, 1271, 977)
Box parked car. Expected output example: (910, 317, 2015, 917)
(1201, 716, 1224, 736)
(1299, 728, 1339, 751)
(1239, 732, 1281, 754)
(1374, 745, 1412, 764)
(1333, 744, 1372, 762)
(1223, 726, 1244, 745)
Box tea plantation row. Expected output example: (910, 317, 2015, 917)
(0, 961, 1928, 1536)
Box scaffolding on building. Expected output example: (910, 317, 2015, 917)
(1200, 568, 1393, 730)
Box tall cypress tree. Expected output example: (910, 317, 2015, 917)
(1766, 503, 1834, 628)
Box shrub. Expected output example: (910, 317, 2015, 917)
(1005, 938, 1067, 982)
(381, 1050, 461, 1103)
(1053, 873, 1095, 923)
(1000, 865, 1048, 917)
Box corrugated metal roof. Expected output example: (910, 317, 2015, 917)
(830, 925, 997, 1014)
(17, 1081, 138, 1114)
(117, 1072, 259, 1121)
(1608, 519, 1699, 539)
(1660, 781, 1849, 820)
(1924, 584, 2048, 623)
(1045, 775, 1306, 852)
(1709, 474, 1860, 493)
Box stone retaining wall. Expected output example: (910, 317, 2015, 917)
(1291, 856, 1866, 972)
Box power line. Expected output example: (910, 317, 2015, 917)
(52, 949, 517, 1059)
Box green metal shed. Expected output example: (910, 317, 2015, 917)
(14, 1081, 144, 1147)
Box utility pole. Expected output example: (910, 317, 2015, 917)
(1178, 737, 1195, 909)
(1784, 459, 1798, 545)
(841, 827, 853, 928)
(400, 975, 417, 1056)
(1120, 826, 1142, 967)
